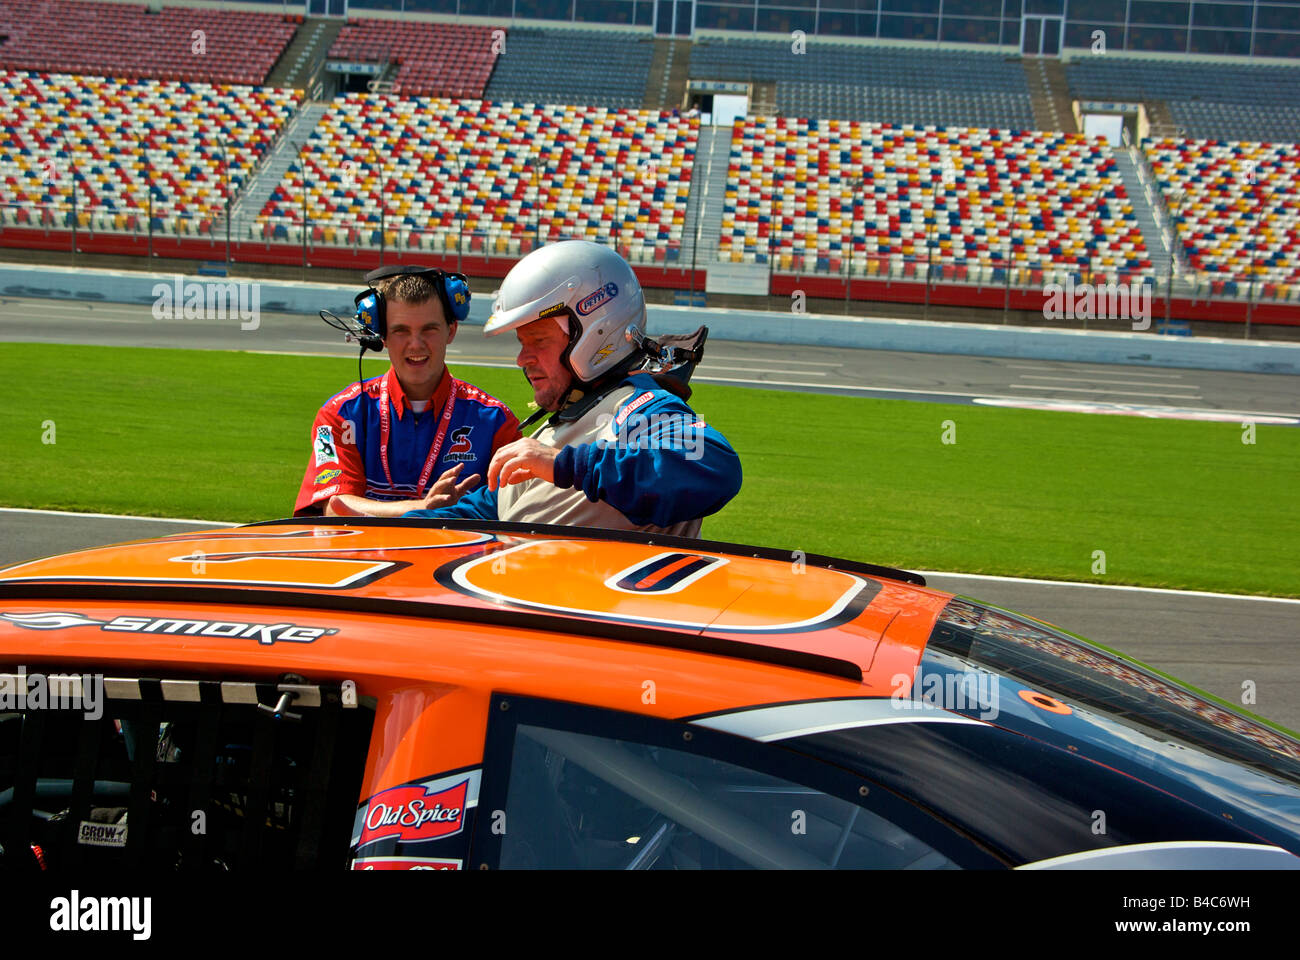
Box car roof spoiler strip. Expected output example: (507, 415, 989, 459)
(242, 517, 929, 587)
(0, 583, 864, 684)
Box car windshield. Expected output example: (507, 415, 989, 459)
(928, 598, 1300, 788)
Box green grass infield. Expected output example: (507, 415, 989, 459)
(2, 344, 1295, 597)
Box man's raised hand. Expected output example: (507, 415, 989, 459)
(486, 438, 558, 490)
(421, 462, 482, 510)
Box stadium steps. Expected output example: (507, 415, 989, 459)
(268, 17, 345, 91)
(750, 82, 776, 116)
(663, 39, 691, 111)
(223, 100, 333, 234)
(1111, 148, 1170, 280)
(1023, 57, 1076, 134)
(643, 38, 671, 109)
(679, 125, 731, 269)
(644, 38, 692, 111)
(1145, 100, 1180, 138)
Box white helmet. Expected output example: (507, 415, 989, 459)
(485, 240, 647, 384)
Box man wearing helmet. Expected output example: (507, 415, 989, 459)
(294, 267, 522, 517)
(403, 241, 741, 537)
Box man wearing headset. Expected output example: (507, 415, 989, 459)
(293, 265, 521, 517)
(402, 241, 741, 537)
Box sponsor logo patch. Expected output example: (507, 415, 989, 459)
(315, 468, 341, 485)
(356, 777, 470, 848)
(351, 857, 462, 870)
(78, 820, 128, 848)
(538, 301, 569, 319)
(443, 426, 475, 462)
(314, 425, 338, 466)
(614, 391, 655, 428)
(576, 282, 618, 316)
(0, 612, 338, 645)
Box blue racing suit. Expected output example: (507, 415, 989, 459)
(404, 372, 741, 537)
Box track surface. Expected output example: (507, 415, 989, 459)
(2, 296, 1297, 730)
(4, 296, 1299, 417)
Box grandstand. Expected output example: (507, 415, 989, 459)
(0, 0, 297, 85)
(326, 19, 498, 97)
(1146, 138, 1300, 289)
(0, 71, 300, 235)
(723, 118, 1147, 284)
(690, 38, 1035, 127)
(0, 1, 1297, 326)
(483, 28, 654, 110)
(254, 94, 696, 263)
(1066, 56, 1300, 142)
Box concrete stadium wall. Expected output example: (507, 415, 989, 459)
(5, 263, 1299, 375)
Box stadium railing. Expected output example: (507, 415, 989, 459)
(4, 199, 1297, 330)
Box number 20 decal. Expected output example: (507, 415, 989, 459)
(0, 526, 493, 590)
(436, 540, 878, 633)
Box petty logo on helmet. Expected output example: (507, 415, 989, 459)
(576, 282, 618, 316)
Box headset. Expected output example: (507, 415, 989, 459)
(351, 264, 472, 352)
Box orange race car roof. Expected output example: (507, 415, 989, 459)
(0, 518, 957, 697)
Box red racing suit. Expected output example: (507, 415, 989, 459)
(294, 367, 521, 516)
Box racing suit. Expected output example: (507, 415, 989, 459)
(294, 367, 521, 516)
(402, 372, 742, 537)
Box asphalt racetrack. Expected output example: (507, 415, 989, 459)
(1, 295, 1297, 730)
(3, 295, 1299, 419)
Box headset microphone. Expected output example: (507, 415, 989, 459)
(318, 308, 383, 353)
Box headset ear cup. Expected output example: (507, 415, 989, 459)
(354, 289, 386, 347)
(443, 274, 471, 323)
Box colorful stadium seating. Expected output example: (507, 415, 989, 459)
(0, 1, 297, 86)
(723, 116, 1149, 284)
(254, 93, 697, 264)
(0, 71, 301, 234)
(326, 19, 499, 98)
(1145, 137, 1300, 287)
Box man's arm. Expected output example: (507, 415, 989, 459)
(484, 391, 742, 528)
(326, 463, 482, 516)
(402, 478, 501, 521)
(554, 395, 741, 527)
(293, 406, 366, 516)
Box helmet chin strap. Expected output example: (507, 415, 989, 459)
(551, 353, 645, 425)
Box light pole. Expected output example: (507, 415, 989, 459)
(1003, 230, 1011, 324)
(137, 132, 153, 260)
(447, 152, 464, 275)
(378, 148, 386, 266)
(766, 176, 776, 296)
(1164, 189, 1184, 328)
(613, 169, 623, 253)
(214, 133, 231, 270)
(844, 177, 865, 314)
(531, 161, 541, 251)
(59, 135, 77, 264)
(923, 212, 935, 321)
(1246, 182, 1273, 341)
(291, 140, 307, 274)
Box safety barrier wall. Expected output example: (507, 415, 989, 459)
(2, 225, 1297, 327)
(4, 263, 1298, 375)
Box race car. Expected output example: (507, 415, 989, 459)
(0, 518, 1297, 871)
